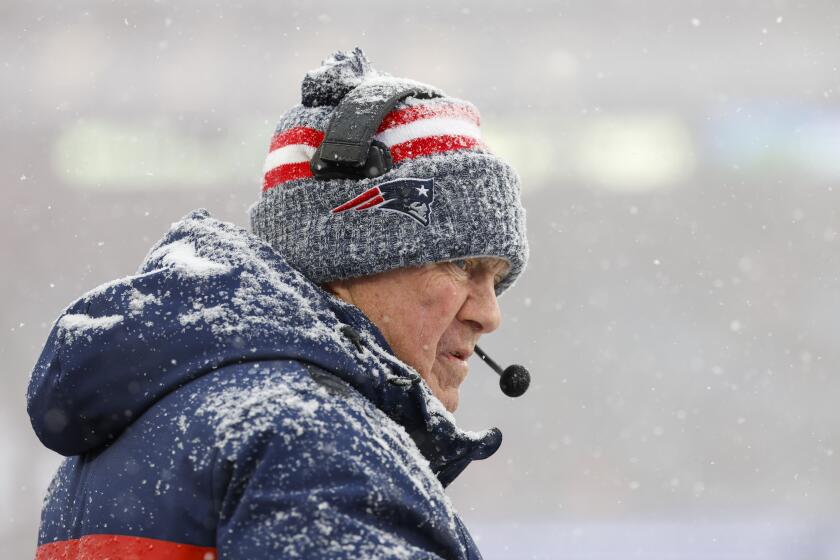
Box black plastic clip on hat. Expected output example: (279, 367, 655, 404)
(310, 80, 442, 180)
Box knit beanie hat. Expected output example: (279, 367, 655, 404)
(248, 48, 528, 294)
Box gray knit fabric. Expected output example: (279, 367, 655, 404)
(248, 49, 528, 294)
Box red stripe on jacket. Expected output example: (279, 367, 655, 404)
(35, 534, 216, 560)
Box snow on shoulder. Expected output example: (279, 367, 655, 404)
(149, 238, 231, 277)
(57, 313, 123, 345)
(137, 209, 359, 356)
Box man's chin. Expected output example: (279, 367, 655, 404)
(427, 358, 467, 412)
(440, 389, 460, 413)
(446, 399, 459, 413)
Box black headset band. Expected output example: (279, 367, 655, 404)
(311, 78, 442, 180)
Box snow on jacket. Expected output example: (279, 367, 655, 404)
(27, 209, 502, 559)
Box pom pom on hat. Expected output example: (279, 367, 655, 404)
(301, 47, 381, 107)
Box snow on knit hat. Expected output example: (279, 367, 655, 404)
(248, 48, 528, 294)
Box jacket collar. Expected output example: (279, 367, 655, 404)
(325, 294, 502, 487)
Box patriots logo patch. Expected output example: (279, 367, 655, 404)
(331, 178, 435, 226)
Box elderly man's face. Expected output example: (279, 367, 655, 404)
(326, 258, 508, 412)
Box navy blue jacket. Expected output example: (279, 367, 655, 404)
(27, 209, 502, 559)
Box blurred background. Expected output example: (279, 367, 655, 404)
(3, 0, 840, 558)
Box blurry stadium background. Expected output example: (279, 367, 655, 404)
(3, 1, 840, 558)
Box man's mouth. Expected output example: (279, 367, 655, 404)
(447, 349, 473, 362)
(435, 348, 473, 385)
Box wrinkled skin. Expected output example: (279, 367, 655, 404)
(326, 258, 509, 412)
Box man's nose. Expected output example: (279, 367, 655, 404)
(460, 277, 502, 334)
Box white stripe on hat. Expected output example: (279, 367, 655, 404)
(263, 144, 318, 173)
(375, 118, 482, 148)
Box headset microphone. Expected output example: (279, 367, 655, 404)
(474, 346, 531, 397)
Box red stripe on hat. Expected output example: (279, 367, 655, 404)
(263, 116, 480, 190)
(36, 534, 216, 560)
(377, 103, 480, 133)
(263, 161, 313, 191)
(389, 135, 484, 163)
(269, 127, 325, 152)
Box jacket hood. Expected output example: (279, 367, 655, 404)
(27, 209, 500, 486)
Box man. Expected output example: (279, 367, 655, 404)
(27, 48, 527, 559)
